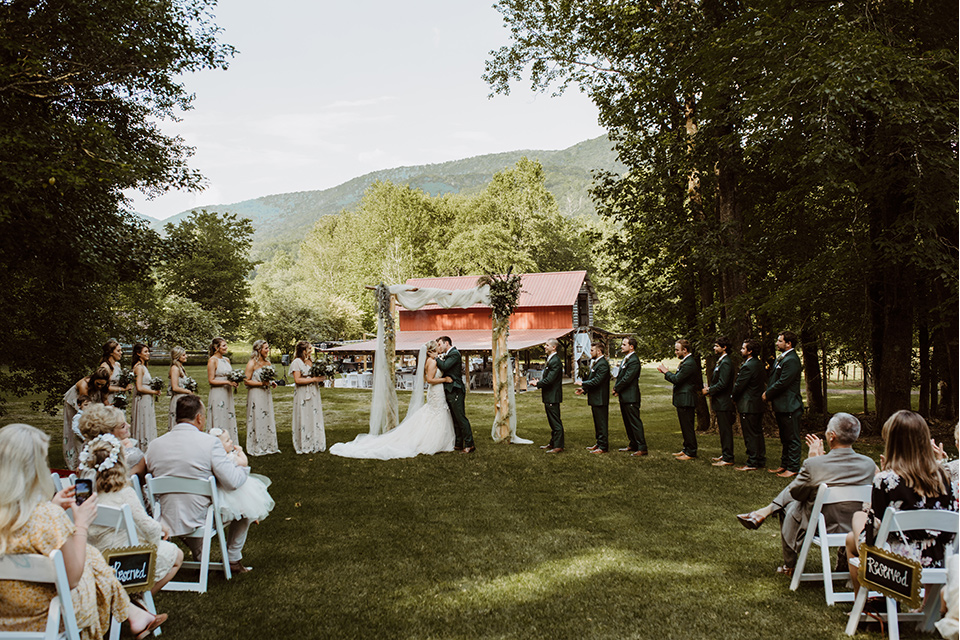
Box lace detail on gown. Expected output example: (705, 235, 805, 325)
(329, 383, 455, 460)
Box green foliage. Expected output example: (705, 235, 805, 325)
(155, 294, 224, 351)
(0, 0, 233, 414)
(158, 210, 256, 337)
(486, 0, 958, 418)
(294, 159, 596, 336)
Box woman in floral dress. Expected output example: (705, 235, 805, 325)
(206, 337, 239, 443)
(290, 341, 326, 453)
(130, 343, 160, 448)
(244, 339, 279, 456)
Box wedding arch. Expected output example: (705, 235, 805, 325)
(366, 274, 532, 444)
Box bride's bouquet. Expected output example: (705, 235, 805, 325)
(258, 366, 277, 387)
(226, 369, 245, 384)
(149, 377, 164, 393)
(112, 393, 128, 410)
(181, 377, 198, 393)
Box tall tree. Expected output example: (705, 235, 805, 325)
(158, 210, 255, 337)
(0, 0, 233, 413)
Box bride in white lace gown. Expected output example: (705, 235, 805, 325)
(330, 341, 455, 460)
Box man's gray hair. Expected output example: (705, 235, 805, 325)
(545, 339, 559, 349)
(826, 412, 861, 445)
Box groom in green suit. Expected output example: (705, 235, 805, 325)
(658, 339, 700, 460)
(529, 339, 564, 453)
(763, 331, 804, 477)
(436, 336, 475, 453)
(576, 341, 610, 453)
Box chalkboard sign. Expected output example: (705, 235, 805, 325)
(102, 545, 157, 594)
(857, 544, 922, 609)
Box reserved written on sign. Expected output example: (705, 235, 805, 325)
(111, 562, 149, 583)
(865, 556, 909, 586)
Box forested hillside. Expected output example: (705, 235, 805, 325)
(146, 136, 624, 259)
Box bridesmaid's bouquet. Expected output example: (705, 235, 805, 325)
(181, 377, 198, 393)
(149, 377, 164, 393)
(258, 366, 277, 386)
(308, 360, 338, 379)
(226, 369, 245, 384)
(112, 393, 128, 410)
(117, 368, 134, 388)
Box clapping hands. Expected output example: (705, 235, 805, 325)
(805, 433, 825, 457)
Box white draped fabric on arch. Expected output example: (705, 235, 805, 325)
(367, 284, 532, 445)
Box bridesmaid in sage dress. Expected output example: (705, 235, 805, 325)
(206, 337, 239, 444)
(97, 338, 127, 406)
(244, 339, 279, 456)
(130, 343, 160, 448)
(62, 369, 109, 470)
(290, 341, 326, 454)
(168, 346, 196, 432)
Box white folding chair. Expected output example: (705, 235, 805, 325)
(90, 504, 161, 638)
(144, 474, 232, 593)
(790, 483, 872, 604)
(129, 475, 147, 510)
(50, 472, 63, 493)
(0, 549, 81, 640)
(846, 507, 959, 639)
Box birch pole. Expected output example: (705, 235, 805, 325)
(480, 272, 522, 443)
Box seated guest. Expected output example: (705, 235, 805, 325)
(78, 403, 145, 477)
(79, 434, 184, 594)
(736, 412, 877, 575)
(0, 423, 166, 639)
(146, 395, 253, 574)
(845, 410, 957, 593)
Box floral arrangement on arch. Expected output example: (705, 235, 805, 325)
(478, 268, 523, 322)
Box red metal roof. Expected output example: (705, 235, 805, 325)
(402, 271, 588, 310)
(324, 328, 574, 353)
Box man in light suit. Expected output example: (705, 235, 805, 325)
(436, 336, 475, 454)
(613, 336, 647, 456)
(735, 412, 877, 574)
(703, 336, 735, 466)
(146, 394, 253, 573)
(763, 330, 804, 477)
(657, 338, 700, 460)
(576, 341, 610, 453)
(529, 339, 564, 453)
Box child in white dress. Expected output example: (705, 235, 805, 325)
(209, 427, 275, 522)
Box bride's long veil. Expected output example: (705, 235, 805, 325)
(405, 343, 428, 421)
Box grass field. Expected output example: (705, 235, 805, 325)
(9, 363, 952, 640)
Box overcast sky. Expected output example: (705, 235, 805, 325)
(127, 0, 606, 221)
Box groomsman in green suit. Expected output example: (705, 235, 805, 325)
(732, 338, 766, 471)
(613, 336, 647, 456)
(575, 341, 610, 453)
(529, 339, 564, 453)
(763, 331, 804, 477)
(702, 336, 735, 466)
(658, 339, 700, 460)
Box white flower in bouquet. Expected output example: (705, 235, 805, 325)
(181, 377, 198, 393)
(117, 368, 134, 388)
(112, 393, 128, 410)
(258, 366, 277, 385)
(149, 377, 164, 392)
(226, 369, 245, 384)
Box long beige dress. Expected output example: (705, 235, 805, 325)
(130, 367, 157, 447)
(62, 384, 81, 470)
(169, 365, 189, 432)
(99, 361, 121, 407)
(246, 367, 279, 456)
(290, 358, 326, 453)
(0, 502, 130, 640)
(207, 357, 238, 444)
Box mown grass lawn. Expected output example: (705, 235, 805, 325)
(9, 364, 945, 640)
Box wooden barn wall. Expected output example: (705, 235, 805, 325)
(399, 306, 573, 332)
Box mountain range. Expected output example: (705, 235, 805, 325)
(142, 135, 625, 260)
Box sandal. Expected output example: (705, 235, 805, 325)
(135, 613, 167, 640)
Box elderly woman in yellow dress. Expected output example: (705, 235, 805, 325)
(0, 423, 166, 639)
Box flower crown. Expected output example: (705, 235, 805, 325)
(79, 433, 122, 473)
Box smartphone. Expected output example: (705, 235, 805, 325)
(74, 478, 93, 505)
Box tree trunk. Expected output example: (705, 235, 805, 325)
(918, 318, 930, 418)
(491, 320, 511, 442)
(800, 328, 825, 413)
